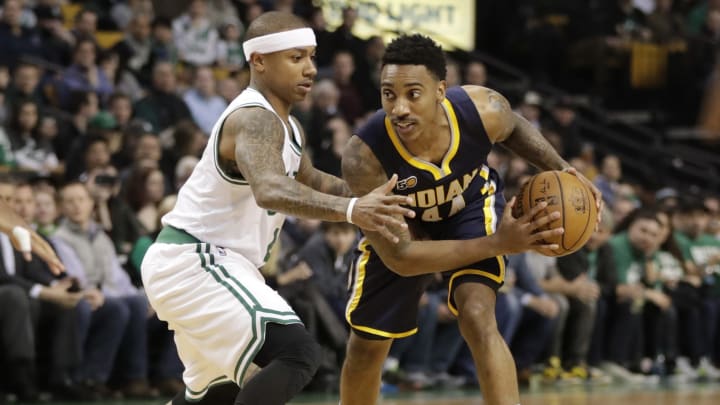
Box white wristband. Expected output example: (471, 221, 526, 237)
(346, 198, 358, 224)
(12, 226, 31, 252)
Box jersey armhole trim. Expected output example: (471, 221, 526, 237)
(213, 104, 266, 185)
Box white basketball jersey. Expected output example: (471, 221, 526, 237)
(163, 87, 303, 267)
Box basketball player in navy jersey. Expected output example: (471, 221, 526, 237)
(340, 35, 601, 405)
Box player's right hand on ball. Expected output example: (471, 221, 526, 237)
(351, 174, 416, 243)
(494, 197, 564, 254)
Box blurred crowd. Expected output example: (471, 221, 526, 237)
(0, 0, 717, 402)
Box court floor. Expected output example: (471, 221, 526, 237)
(26, 382, 720, 405)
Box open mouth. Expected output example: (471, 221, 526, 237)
(393, 121, 415, 134)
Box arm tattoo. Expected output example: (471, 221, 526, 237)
(297, 153, 353, 197)
(230, 108, 347, 221)
(342, 136, 412, 248)
(487, 89, 515, 139)
(500, 113, 569, 171)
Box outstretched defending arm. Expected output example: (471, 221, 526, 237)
(220, 107, 413, 242)
(341, 135, 564, 276)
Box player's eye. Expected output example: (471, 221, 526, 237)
(382, 90, 394, 99)
(410, 90, 421, 99)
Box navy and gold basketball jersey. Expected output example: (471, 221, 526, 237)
(346, 87, 507, 339)
(356, 86, 504, 239)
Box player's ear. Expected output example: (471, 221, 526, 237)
(436, 80, 447, 103)
(250, 53, 266, 73)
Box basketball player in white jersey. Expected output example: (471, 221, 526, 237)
(141, 11, 415, 405)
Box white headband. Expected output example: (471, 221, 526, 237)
(243, 28, 317, 61)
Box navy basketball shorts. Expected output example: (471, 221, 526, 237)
(345, 194, 507, 339)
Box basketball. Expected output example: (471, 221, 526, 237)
(512, 170, 598, 257)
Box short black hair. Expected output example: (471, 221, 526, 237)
(382, 34, 446, 81)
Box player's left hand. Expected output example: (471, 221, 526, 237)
(563, 166, 603, 228)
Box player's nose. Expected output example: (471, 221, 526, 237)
(392, 99, 410, 116)
(304, 59, 317, 78)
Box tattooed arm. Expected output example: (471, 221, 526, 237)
(291, 117, 352, 197)
(342, 135, 563, 276)
(465, 86, 602, 209)
(217, 107, 411, 239)
(463, 85, 568, 171)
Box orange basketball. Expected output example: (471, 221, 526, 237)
(512, 170, 598, 257)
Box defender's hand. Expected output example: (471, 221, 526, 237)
(351, 174, 416, 243)
(493, 197, 564, 255)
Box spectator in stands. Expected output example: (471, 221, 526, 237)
(112, 12, 153, 80)
(307, 79, 340, 156)
(34, 187, 58, 237)
(5, 62, 43, 108)
(0, 0, 41, 69)
(83, 165, 143, 257)
(464, 61, 487, 86)
(594, 154, 623, 207)
(7, 99, 59, 175)
(99, 51, 144, 103)
(65, 134, 110, 182)
(216, 19, 244, 72)
(55, 182, 156, 399)
(0, 284, 39, 401)
(130, 132, 163, 173)
(673, 199, 720, 369)
(331, 50, 364, 124)
(172, 0, 218, 67)
(445, 58, 462, 88)
(205, 0, 240, 28)
(523, 250, 600, 383)
(326, 6, 364, 66)
(147, 17, 178, 74)
(0, 179, 82, 401)
(498, 253, 559, 385)
(183, 66, 227, 135)
(108, 92, 135, 130)
(313, 116, 351, 177)
(518, 91, 543, 130)
(124, 166, 165, 234)
(55, 90, 99, 162)
(110, 0, 154, 31)
(128, 194, 184, 396)
(165, 120, 205, 185)
(356, 35, 385, 112)
(11, 182, 97, 400)
(33, 4, 73, 66)
(71, 9, 98, 43)
(277, 222, 357, 389)
(553, 224, 612, 383)
(57, 37, 114, 109)
(133, 61, 191, 133)
(129, 194, 176, 276)
(596, 208, 672, 383)
(217, 75, 242, 104)
(549, 98, 583, 159)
